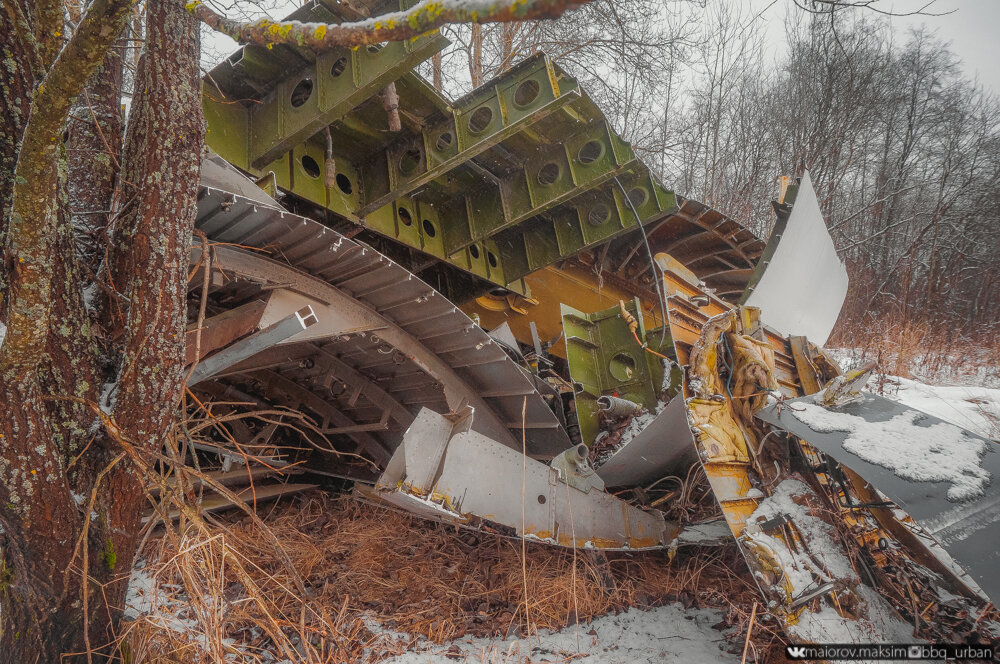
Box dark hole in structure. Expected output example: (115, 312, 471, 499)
(422, 218, 437, 237)
(578, 140, 604, 164)
(290, 78, 313, 108)
(469, 244, 481, 259)
(537, 162, 560, 186)
(628, 187, 648, 208)
(399, 148, 422, 176)
(514, 79, 540, 107)
(331, 57, 348, 77)
(468, 106, 493, 133)
(336, 173, 353, 194)
(588, 203, 611, 226)
(398, 206, 413, 226)
(487, 251, 499, 268)
(435, 131, 454, 152)
(301, 155, 321, 178)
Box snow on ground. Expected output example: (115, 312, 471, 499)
(830, 348, 1000, 389)
(747, 480, 917, 653)
(380, 604, 738, 664)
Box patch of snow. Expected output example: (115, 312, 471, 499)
(0, 320, 6, 349)
(788, 584, 917, 654)
(99, 380, 118, 415)
(745, 479, 853, 596)
(828, 348, 1000, 389)
(882, 376, 1000, 441)
(791, 400, 990, 501)
(747, 480, 917, 652)
(380, 604, 738, 664)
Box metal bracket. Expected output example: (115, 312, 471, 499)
(187, 306, 318, 385)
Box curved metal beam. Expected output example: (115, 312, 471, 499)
(209, 245, 519, 449)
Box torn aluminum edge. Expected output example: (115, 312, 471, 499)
(375, 406, 679, 551)
(743, 170, 849, 346)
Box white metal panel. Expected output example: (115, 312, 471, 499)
(744, 171, 848, 345)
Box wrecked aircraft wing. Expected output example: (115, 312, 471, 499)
(375, 407, 679, 550)
(756, 392, 1000, 602)
(742, 171, 849, 345)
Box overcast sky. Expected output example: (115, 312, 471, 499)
(891, 0, 1000, 93)
(748, 0, 999, 93)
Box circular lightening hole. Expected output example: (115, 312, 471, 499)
(301, 155, 321, 179)
(609, 352, 637, 382)
(435, 131, 454, 152)
(514, 79, 540, 107)
(628, 187, 649, 208)
(290, 78, 313, 108)
(422, 218, 437, 237)
(578, 140, 604, 165)
(336, 173, 353, 194)
(398, 148, 422, 176)
(330, 57, 347, 77)
(588, 202, 611, 226)
(468, 106, 493, 134)
(537, 162, 560, 186)
(398, 206, 413, 226)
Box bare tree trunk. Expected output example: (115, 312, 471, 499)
(0, 0, 201, 657)
(470, 23, 484, 87)
(68, 41, 125, 274)
(99, 0, 204, 637)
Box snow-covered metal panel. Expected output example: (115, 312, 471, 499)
(756, 392, 1000, 603)
(743, 171, 848, 345)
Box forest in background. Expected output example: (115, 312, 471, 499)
(395, 1, 999, 358)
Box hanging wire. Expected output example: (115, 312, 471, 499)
(613, 175, 668, 347)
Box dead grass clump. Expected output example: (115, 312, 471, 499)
(124, 492, 783, 662)
(830, 314, 1000, 386)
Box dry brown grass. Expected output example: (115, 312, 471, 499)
(830, 314, 1000, 386)
(120, 492, 784, 663)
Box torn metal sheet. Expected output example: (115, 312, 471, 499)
(742, 171, 848, 345)
(200, 152, 279, 206)
(594, 397, 697, 488)
(376, 407, 678, 550)
(755, 392, 1000, 603)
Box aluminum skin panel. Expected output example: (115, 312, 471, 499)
(743, 171, 848, 345)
